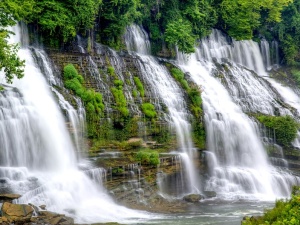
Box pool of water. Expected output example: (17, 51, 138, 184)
(132, 200, 274, 225)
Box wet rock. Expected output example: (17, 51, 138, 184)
(39, 204, 46, 210)
(38, 210, 74, 224)
(1, 202, 34, 223)
(183, 194, 203, 203)
(203, 191, 217, 198)
(0, 193, 21, 203)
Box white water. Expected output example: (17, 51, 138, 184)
(199, 30, 267, 76)
(202, 30, 300, 149)
(176, 31, 300, 200)
(124, 24, 200, 194)
(0, 24, 149, 223)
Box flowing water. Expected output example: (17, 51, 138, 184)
(0, 24, 150, 224)
(124, 24, 200, 195)
(176, 30, 300, 200)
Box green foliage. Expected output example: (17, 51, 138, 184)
(133, 76, 144, 97)
(0, 0, 34, 83)
(63, 64, 104, 137)
(242, 187, 300, 225)
(141, 0, 217, 54)
(291, 69, 300, 85)
(107, 66, 116, 77)
(141, 103, 157, 119)
(135, 149, 160, 166)
(98, 0, 142, 48)
(111, 79, 129, 117)
(165, 18, 196, 54)
(112, 167, 124, 174)
(63, 64, 78, 80)
(220, 0, 292, 40)
(171, 68, 185, 83)
(192, 119, 206, 149)
(256, 115, 298, 146)
(27, 0, 101, 42)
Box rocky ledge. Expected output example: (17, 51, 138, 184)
(0, 196, 74, 225)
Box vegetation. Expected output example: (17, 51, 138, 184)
(256, 115, 299, 146)
(135, 149, 160, 166)
(141, 103, 157, 119)
(111, 79, 129, 118)
(168, 65, 205, 148)
(243, 186, 300, 225)
(63, 64, 104, 137)
(2, 0, 298, 64)
(133, 76, 144, 97)
(0, 0, 35, 83)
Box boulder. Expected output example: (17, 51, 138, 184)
(38, 210, 74, 225)
(1, 202, 34, 223)
(203, 191, 217, 198)
(0, 193, 21, 203)
(183, 194, 203, 203)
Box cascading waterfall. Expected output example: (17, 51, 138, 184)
(176, 30, 300, 200)
(199, 30, 267, 76)
(0, 24, 149, 223)
(202, 29, 300, 150)
(124, 24, 200, 195)
(32, 48, 86, 152)
(260, 39, 272, 71)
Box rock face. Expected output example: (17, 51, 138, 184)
(203, 191, 217, 198)
(0, 193, 21, 203)
(1, 202, 34, 223)
(183, 194, 203, 203)
(0, 202, 74, 225)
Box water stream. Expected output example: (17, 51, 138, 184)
(176, 30, 300, 200)
(124, 24, 200, 195)
(0, 24, 150, 224)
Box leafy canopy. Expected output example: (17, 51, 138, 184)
(0, 0, 34, 83)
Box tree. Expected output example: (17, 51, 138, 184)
(27, 0, 101, 43)
(98, 0, 142, 48)
(220, 0, 292, 40)
(0, 0, 34, 83)
(165, 18, 196, 53)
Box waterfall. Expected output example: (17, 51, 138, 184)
(124, 24, 200, 195)
(0, 24, 149, 223)
(176, 31, 300, 200)
(199, 30, 267, 76)
(260, 39, 272, 71)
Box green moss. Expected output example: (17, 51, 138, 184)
(63, 64, 78, 80)
(133, 76, 145, 97)
(111, 79, 129, 118)
(256, 115, 299, 146)
(135, 149, 160, 166)
(132, 89, 138, 98)
(141, 103, 157, 119)
(291, 69, 300, 84)
(107, 66, 116, 77)
(63, 64, 104, 138)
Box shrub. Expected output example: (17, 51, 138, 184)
(171, 68, 185, 81)
(63, 64, 78, 80)
(141, 103, 157, 119)
(107, 66, 115, 76)
(63, 64, 104, 138)
(256, 115, 299, 146)
(134, 77, 145, 97)
(111, 81, 129, 117)
(242, 187, 300, 225)
(135, 150, 160, 166)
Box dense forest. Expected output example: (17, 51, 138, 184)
(2, 0, 300, 83)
